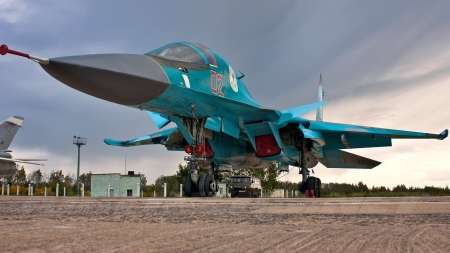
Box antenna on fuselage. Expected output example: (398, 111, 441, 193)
(237, 71, 245, 80)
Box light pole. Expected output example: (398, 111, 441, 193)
(73, 136, 87, 196)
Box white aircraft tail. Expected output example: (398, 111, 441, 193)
(0, 116, 24, 150)
(316, 74, 324, 122)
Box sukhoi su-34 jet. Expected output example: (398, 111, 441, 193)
(1, 42, 447, 197)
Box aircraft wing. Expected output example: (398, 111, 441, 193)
(0, 157, 45, 166)
(307, 121, 447, 169)
(104, 127, 179, 147)
(309, 121, 448, 141)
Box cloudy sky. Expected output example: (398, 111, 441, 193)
(1, 0, 449, 188)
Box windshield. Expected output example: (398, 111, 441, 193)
(230, 177, 251, 183)
(150, 44, 205, 64)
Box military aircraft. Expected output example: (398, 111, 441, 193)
(0, 116, 47, 178)
(1, 43, 447, 197)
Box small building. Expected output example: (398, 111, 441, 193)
(217, 182, 228, 198)
(91, 171, 140, 197)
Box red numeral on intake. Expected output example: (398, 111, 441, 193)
(210, 70, 217, 94)
(217, 74, 223, 97)
(210, 70, 224, 97)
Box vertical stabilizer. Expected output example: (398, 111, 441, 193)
(0, 116, 24, 150)
(316, 74, 324, 122)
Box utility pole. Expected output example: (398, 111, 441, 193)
(73, 136, 87, 196)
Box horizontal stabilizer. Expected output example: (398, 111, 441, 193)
(277, 100, 327, 126)
(0, 157, 45, 166)
(104, 127, 177, 147)
(319, 150, 381, 169)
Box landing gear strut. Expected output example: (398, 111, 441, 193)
(298, 138, 321, 198)
(181, 116, 218, 197)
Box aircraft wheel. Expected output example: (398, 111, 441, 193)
(317, 178, 322, 197)
(199, 174, 213, 197)
(305, 176, 320, 198)
(298, 182, 306, 194)
(185, 174, 196, 197)
(314, 177, 320, 198)
(306, 176, 316, 191)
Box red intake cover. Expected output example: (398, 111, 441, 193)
(255, 134, 281, 157)
(204, 139, 214, 158)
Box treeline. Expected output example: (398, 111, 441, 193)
(2, 165, 92, 196)
(322, 182, 450, 197)
(142, 164, 450, 198)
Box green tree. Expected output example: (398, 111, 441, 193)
(175, 163, 189, 185)
(79, 172, 92, 191)
(28, 169, 43, 188)
(12, 166, 27, 185)
(393, 184, 408, 192)
(155, 174, 180, 197)
(48, 170, 65, 195)
(140, 173, 147, 191)
(64, 173, 75, 187)
(261, 163, 280, 195)
(49, 170, 64, 183)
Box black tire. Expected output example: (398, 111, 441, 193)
(199, 174, 212, 197)
(317, 178, 322, 197)
(298, 182, 306, 194)
(306, 176, 316, 191)
(185, 174, 195, 197)
(314, 177, 320, 198)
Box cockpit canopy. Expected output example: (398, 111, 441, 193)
(148, 42, 218, 67)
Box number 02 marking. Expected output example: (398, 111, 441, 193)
(210, 70, 224, 97)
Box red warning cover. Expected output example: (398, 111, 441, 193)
(184, 145, 193, 154)
(255, 134, 281, 157)
(204, 139, 214, 158)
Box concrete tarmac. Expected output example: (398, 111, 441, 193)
(0, 196, 449, 252)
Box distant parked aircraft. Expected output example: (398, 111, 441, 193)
(0, 116, 47, 178)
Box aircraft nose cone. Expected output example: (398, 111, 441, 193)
(41, 54, 170, 105)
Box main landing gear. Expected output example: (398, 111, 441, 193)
(184, 161, 219, 197)
(300, 176, 321, 198)
(297, 138, 322, 198)
(180, 116, 218, 198)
